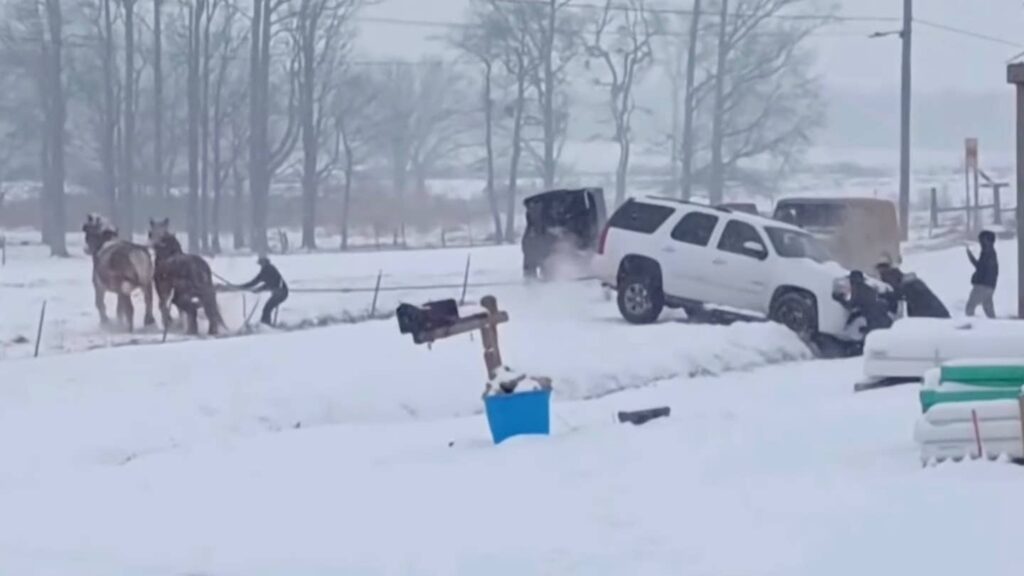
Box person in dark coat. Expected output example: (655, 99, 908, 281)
(834, 270, 893, 335)
(239, 256, 289, 325)
(875, 263, 950, 319)
(966, 230, 998, 318)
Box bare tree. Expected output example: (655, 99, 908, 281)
(4, 0, 72, 254)
(249, 0, 299, 254)
(119, 0, 138, 233)
(680, 0, 702, 200)
(152, 0, 164, 203)
(371, 62, 471, 245)
(208, 4, 247, 254)
(584, 0, 655, 207)
(452, 0, 505, 244)
(332, 67, 375, 251)
(294, 0, 359, 250)
(705, 0, 826, 202)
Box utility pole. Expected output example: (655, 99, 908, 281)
(899, 0, 912, 242)
(1006, 62, 1024, 318)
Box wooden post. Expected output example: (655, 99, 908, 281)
(459, 254, 472, 305)
(369, 269, 383, 317)
(929, 187, 938, 237)
(993, 183, 1004, 225)
(479, 295, 504, 380)
(33, 301, 47, 358)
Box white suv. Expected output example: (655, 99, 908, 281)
(595, 197, 865, 346)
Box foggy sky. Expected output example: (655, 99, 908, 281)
(357, 0, 1024, 95)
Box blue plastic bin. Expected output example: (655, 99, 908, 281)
(483, 389, 551, 444)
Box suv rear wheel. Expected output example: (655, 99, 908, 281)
(770, 291, 818, 338)
(617, 274, 664, 324)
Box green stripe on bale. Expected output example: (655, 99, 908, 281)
(940, 364, 1024, 385)
(920, 388, 1024, 413)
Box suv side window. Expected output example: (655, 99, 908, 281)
(607, 201, 675, 234)
(670, 211, 719, 246)
(718, 220, 768, 260)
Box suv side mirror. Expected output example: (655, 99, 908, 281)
(742, 241, 768, 259)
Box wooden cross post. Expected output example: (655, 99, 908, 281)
(411, 295, 510, 381)
(480, 296, 504, 381)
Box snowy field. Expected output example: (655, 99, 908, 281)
(1, 231, 1023, 573)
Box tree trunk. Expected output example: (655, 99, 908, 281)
(708, 0, 728, 205)
(44, 0, 68, 256)
(300, 8, 318, 250)
(248, 0, 270, 254)
(680, 0, 702, 201)
(122, 0, 137, 235)
(211, 78, 223, 255)
(232, 160, 245, 249)
(153, 0, 164, 204)
(542, 0, 557, 188)
(504, 69, 526, 243)
(200, 4, 212, 253)
(615, 136, 629, 207)
(340, 127, 353, 251)
(482, 60, 503, 244)
(187, 3, 201, 253)
(102, 0, 117, 222)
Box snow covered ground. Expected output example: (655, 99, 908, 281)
(2, 230, 1023, 574)
(2, 358, 1022, 575)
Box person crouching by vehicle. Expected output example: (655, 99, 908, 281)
(875, 263, 950, 319)
(239, 255, 288, 326)
(834, 270, 893, 335)
(966, 230, 998, 318)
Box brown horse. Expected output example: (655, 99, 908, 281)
(147, 218, 225, 335)
(82, 214, 156, 332)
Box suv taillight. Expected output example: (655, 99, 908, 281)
(597, 224, 611, 255)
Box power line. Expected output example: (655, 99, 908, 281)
(489, 0, 900, 23)
(354, 14, 881, 40)
(915, 19, 1024, 50)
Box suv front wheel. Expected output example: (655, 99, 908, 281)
(770, 291, 818, 339)
(617, 274, 664, 324)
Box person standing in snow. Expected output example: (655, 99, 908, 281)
(834, 270, 893, 335)
(239, 256, 289, 326)
(965, 230, 998, 318)
(875, 263, 950, 319)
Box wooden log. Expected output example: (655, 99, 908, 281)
(617, 407, 671, 426)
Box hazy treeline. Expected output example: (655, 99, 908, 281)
(0, 0, 828, 255)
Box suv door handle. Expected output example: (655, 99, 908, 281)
(662, 247, 677, 254)
(712, 258, 726, 265)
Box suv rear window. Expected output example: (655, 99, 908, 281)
(670, 211, 719, 246)
(607, 201, 674, 234)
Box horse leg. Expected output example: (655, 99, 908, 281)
(204, 293, 221, 336)
(143, 281, 156, 327)
(116, 295, 128, 330)
(122, 294, 136, 333)
(94, 285, 109, 325)
(181, 302, 199, 335)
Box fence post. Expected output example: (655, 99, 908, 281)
(370, 269, 383, 317)
(994, 183, 1004, 225)
(929, 187, 938, 237)
(33, 300, 47, 358)
(460, 254, 472, 305)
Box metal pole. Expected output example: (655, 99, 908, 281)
(898, 0, 912, 242)
(459, 254, 472, 305)
(1017, 83, 1024, 318)
(1010, 62, 1024, 318)
(369, 269, 383, 317)
(34, 301, 47, 358)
